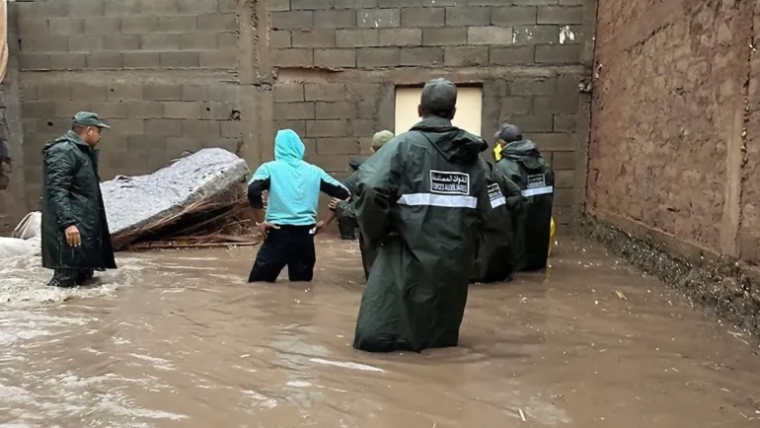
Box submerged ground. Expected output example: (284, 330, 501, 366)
(0, 237, 759, 427)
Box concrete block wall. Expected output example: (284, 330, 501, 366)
(268, 0, 590, 224)
(15, 0, 242, 208)
(9, 0, 593, 225)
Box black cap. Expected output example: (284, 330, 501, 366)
(494, 124, 522, 143)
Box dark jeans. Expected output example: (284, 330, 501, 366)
(48, 268, 94, 287)
(248, 225, 317, 282)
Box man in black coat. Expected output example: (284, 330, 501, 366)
(41, 111, 117, 288)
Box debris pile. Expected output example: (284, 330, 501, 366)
(101, 148, 256, 250)
(0, 212, 41, 259)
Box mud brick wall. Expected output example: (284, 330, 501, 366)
(14, 0, 242, 209)
(589, 0, 760, 265)
(268, 0, 594, 224)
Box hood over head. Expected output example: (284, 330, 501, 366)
(42, 130, 88, 153)
(274, 129, 305, 162)
(410, 116, 487, 165)
(501, 139, 544, 169)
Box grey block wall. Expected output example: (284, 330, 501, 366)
(12, 0, 591, 224)
(15, 0, 241, 207)
(268, 0, 588, 223)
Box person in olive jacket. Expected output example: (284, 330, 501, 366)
(41, 111, 116, 288)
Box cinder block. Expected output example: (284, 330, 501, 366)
(501, 97, 531, 115)
(180, 0, 220, 13)
(205, 137, 240, 154)
(127, 135, 167, 152)
(468, 0, 515, 5)
(50, 53, 86, 70)
(142, 34, 181, 50)
(316, 138, 358, 155)
(37, 83, 71, 101)
(123, 52, 161, 68)
(103, 0, 140, 15)
(54, 101, 89, 118)
(305, 83, 345, 101)
(86, 52, 123, 69)
(18, 19, 48, 35)
(218, 31, 238, 47)
(197, 13, 237, 31)
(468, 27, 512, 45)
(350, 119, 375, 136)
(553, 169, 574, 187)
(181, 120, 221, 137)
(336, 29, 378, 48)
(513, 25, 558, 44)
(557, 75, 580, 94)
(357, 9, 400, 28)
(102, 35, 141, 51)
(21, 36, 68, 52)
(420, 0, 457, 5)
(489, 46, 534, 65)
(48, 18, 84, 35)
(270, 31, 292, 49)
(534, 44, 580, 63)
(334, 0, 378, 8)
(71, 83, 108, 102)
(445, 7, 490, 26)
(378, 0, 421, 6)
(164, 102, 203, 119)
(292, 29, 336, 48)
(346, 83, 380, 101)
(84, 17, 120, 34)
(307, 154, 351, 172)
(537, 6, 583, 24)
(379, 29, 422, 46)
(501, 114, 553, 133)
(218, 0, 237, 13)
(275, 120, 307, 136)
(160, 52, 201, 68)
(126, 101, 165, 118)
(22, 101, 54, 118)
(166, 137, 204, 155)
(144, 85, 183, 101)
(553, 114, 576, 132)
(158, 16, 198, 32)
(316, 101, 356, 119)
(17, 1, 68, 18)
(534, 95, 578, 114)
(274, 102, 316, 120)
(221, 121, 242, 137)
(491, 6, 538, 25)
(180, 33, 218, 50)
(271, 11, 314, 30)
(306, 119, 348, 137)
(443, 46, 488, 66)
(108, 84, 143, 101)
(356, 99, 376, 118)
(68, 35, 103, 52)
(422, 28, 466, 46)
(272, 48, 314, 67)
(121, 16, 159, 33)
(357, 48, 400, 67)
(182, 85, 209, 101)
(199, 50, 237, 68)
(314, 10, 356, 28)
(513, 0, 559, 4)
(400, 47, 443, 65)
(68, 0, 105, 16)
(275, 84, 305, 102)
(292, 0, 335, 9)
(550, 150, 574, 169)
(314, 49, 356, 68)
(268, 0, 291, 12)
(89, 102, 129, 119)
(401, 8, 444, 27)
(19, 54, 51, 70)
(509, 77, 557, 95)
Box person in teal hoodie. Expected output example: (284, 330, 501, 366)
(247, 129, 350, 282)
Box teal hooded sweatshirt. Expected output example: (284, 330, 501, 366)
(247, 129, 349, 226)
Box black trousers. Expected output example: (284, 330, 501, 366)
(49, 268, 94, 287)
(248, 225, 317, 282)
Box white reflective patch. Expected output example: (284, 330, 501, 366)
(522, 186, 553, 197)
(398, 193, 477, 208)
(490, 196, 507, 208)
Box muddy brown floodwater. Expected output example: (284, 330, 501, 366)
(1, 237, 760, 427)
